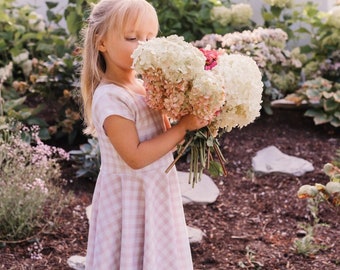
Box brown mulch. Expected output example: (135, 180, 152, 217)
(0, 108, 339, 270)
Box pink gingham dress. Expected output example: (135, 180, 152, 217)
(85, 84, 193, 270)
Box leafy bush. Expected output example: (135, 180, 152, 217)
(261, 0, 296, 39)
(287, 77, 340, 127)
(0, 123, 70, 242)
(69, 137, 100, 181)
(0, 0, 85, 143)
(147, 0, 255, 42)
(299, 3, 340, 68)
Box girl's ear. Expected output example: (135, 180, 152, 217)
(97, 36, 107, 52)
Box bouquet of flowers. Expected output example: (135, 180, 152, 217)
(132, 35, 263, 186)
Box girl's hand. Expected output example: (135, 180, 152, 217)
(177, 114, 209, 131)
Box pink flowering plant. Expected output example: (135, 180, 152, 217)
(0, 123, 70, 242)
(132, 35, 263, 186)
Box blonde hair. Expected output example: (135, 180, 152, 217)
(80, 0, 158, 135)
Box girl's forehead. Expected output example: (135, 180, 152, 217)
(123, 14, 158, 34)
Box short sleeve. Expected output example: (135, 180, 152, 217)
(92, 84, 136, 129)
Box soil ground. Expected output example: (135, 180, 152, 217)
(0, 108, 339, 270)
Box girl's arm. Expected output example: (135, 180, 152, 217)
(104, 114, 207, 169)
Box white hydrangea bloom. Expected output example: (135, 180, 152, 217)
(231, 4, 253, 25)
(0, 62, 13, 83)
(12, 50, 29, 64)
(28, 12, 46, 32)
(327, 6, 340, 28)
(132, 35, 206, 83)
(210, 54, 263, 133)
(210, 6, 232, 26)
(190, 71, 225, 121)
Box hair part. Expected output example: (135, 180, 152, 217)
(80, 0, 158, 135)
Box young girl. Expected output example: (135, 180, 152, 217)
(80, 0, 208, 269)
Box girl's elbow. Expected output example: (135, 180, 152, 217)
(125, 159, 147, 170)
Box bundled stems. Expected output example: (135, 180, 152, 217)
(165, 127, 228, 187)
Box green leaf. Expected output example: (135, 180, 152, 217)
(323, 98, 339, 112)
(334, 91, 340, 103)
(26, 117, 49, 127)
(46, 1, 59, 9)
(270, 6, 283, 17)
(38, 127, 51, 140)
(3, 96, 26, 112)
(334, 111, 340, 119)
(208, 160, 223, 177)
(297, 184, 318, 199)
(325, 182, 340, 195)
(305, 89, 322, 100)
(304, 109, 332, 125)
(295, 27, 311, 34)
(262, 12, 275, 22)
(330, 118, 340, 127)
(66, 11, 83, 35)
(299, 45, 314, 54)
(16, 108, 33, 119)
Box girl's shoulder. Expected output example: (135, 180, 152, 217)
(93, 83, 135, 103)
(94, 83, 126, 97)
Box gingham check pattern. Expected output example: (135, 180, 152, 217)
(85, 85, 193, 270)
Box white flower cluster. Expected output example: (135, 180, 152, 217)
(28, 11, 46, 32)
(132, 35, 263, 182)
(210, 54, 263, 133)
(327, 6, 340, 28)
(0, 62, 13, 84)
(210, 6, 232, 26)
(132, 35, 206, 84)
(231, 4, 253, 25)
(192, 27, 301, 71)
(132, 35, 226, 122)
(221, 27, 288, 50)
(210, 3, 253, 26)
(132, 35, 263, 135)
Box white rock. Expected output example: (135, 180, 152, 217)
(86, 205, 92, 221)
(187, 226, 205, 243)
(252, 146, 314, 176)
(67, 255, 86, 270)
(178, 171, 220, 205)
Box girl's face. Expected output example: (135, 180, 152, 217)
(98, 14, 158, 73)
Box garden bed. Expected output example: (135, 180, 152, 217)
(0, 108, 339, 270)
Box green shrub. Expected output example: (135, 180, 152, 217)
(0, 0, 86, 143)
(69, 137, 100, 181)
(147, 0, 255, 42)
(287, 77, 340, 128)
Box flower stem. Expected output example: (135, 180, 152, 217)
(165, 136, 194, 174)
(213, 143, 228, 176)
